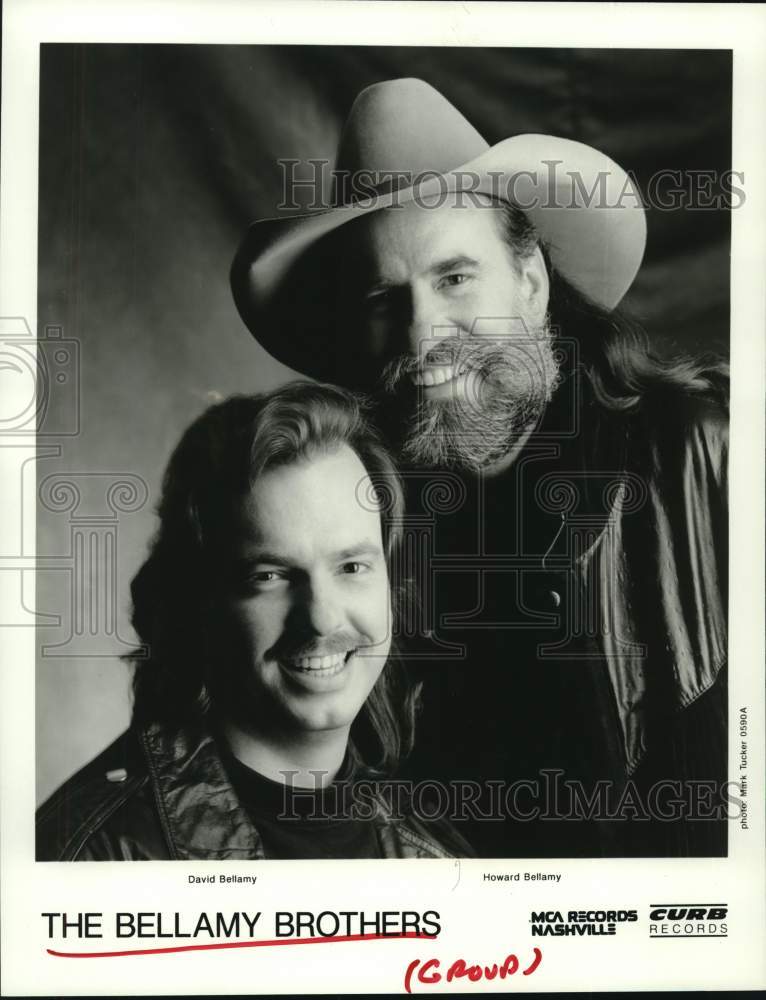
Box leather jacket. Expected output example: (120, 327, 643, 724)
(36, 723, 472, 861)
(404, 372, 728, 857)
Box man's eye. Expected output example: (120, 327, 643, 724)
(249, 570, 284, 586)
(439, 273, 470, 289)
(365, 290, 392, 312)
(340, 561, 368, 575)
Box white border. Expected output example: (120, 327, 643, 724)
(2, 2, 765, 994)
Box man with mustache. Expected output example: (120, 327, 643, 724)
(36, 382, 469, 860)
(231, 79, 729, 858)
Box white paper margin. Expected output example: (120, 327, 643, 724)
(1, 1, 765, 994)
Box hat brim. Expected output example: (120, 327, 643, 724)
(232, 134, 647, 380)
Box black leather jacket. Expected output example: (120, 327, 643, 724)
(36, 723, 472, 861)
(404, 377, 728, 857)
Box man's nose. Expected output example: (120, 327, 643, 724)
(300, 578, 344, 637)
(406, 288, 457, 357)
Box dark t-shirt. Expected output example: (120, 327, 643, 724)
(221, 750, 383, 860)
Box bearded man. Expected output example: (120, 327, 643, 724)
(231, 79, 729, 858)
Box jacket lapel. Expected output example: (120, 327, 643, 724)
(141, 722, 265, 860)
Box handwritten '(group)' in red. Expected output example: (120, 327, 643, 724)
(404, 947, 542, 992)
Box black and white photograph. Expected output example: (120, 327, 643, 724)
(1, 2, 765, 994)
(34, 42, 732, 862)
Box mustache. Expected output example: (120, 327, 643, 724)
(377, 330, 562, 472)
(380, 338, 473, 393)
(268, 631, 372, 662)
(379, 335, 554, 396)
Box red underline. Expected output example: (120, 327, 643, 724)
(48, 930, 437, 959)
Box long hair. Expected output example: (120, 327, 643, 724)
(499, 201, 729, 411)
(129, 381, 418, 772)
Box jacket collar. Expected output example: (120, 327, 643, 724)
(496, 361, 631, 565)
(140, 722, 266, 860)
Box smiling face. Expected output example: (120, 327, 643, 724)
(343, 195, 560, 470)
(206, 445, 392, 738)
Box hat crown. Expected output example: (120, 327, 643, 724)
(332, 78, 489, 205)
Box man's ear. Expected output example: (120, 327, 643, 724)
(517, 246, 550, 322)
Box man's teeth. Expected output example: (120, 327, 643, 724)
(412, 364, 459, 386)
(291, 651, 350, 671)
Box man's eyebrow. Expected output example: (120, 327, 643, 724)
(430, 255, 481, 276)
(364, 275, 398, 295)
(234, 552, 291, 570)
(334, 543, 384, 561)
(364, 256, 482, 293)
(232, 543, 383, 570)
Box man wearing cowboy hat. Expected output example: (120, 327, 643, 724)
(231, 79, 729, 858)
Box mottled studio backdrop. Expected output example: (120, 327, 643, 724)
(36, 45, 731, 802)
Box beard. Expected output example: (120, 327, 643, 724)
(378, 323, 561, 472)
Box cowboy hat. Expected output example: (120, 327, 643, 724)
(231, 78, 646, 380)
